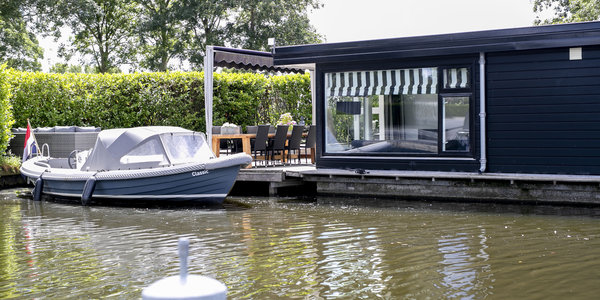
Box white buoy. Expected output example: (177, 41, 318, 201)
(142, 238, 227, 300)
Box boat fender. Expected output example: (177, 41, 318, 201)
(81, 176, 97, 206)
(33, 177, 44, 202)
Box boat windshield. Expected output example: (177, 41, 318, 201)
(162, 133, 214, 164)
(119, 138, 169, 167)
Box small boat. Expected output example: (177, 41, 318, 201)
(20, 126, 252, 205)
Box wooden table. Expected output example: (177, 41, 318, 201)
(212, 133, 255, 157)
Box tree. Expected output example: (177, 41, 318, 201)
(136, 0, 186, 72)
(57, 0, 137, 73)
(178, 0, 236, 69)
(230, 0, 324, 51)
(49, 63, 99, 73)
(0, 0, 44, 71)
(534, 0, 600, 24)
(178, 0, 324, 69)
(50, 63, 83, 73)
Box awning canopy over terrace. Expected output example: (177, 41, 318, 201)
(203, 46, 313, 148)
(212, 46, 308, 73)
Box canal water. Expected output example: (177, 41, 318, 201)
(1, 188, 600, 299)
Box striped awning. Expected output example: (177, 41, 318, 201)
(443, 68, 469, 89)
(325, 67, 437, 97)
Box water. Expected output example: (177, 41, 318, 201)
(1, 188, 600, 299)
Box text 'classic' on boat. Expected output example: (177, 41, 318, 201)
(20, 126, 252, 205)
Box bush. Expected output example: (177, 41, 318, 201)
(0, 65, 15, 154)
(0, 154, 20, 173)
(7, 71, 311, 133)
(8, 71, 205, 131)
(213, 72, 267, 131)
(263, 73, 312, 125)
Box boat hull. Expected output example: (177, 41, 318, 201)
(42, 165, 241, 204)
(21, 153, 252, 205)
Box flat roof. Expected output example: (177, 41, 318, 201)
(273, 21, 600, 65)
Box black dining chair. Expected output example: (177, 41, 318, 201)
(246, 126, 258, 155)
(302, 125, 316, 164)
(268, 125, 289, 166)
(287, 125, 304, 164)
(251, 125, 270, 167)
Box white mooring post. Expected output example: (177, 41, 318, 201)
(142, 238, 227, 300)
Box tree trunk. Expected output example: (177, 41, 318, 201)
(159, 27, 169, 72)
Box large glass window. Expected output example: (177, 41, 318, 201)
(324, 66, 471, 155)
(442, 96, 470, 152)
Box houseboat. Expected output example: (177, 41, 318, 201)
(203, 22, 600, 204)
(272, 21, 600, 176)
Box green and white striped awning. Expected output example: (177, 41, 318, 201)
(325, 67, 437, 97)
(443, 68, 469, 89)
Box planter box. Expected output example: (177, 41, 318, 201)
(221, 126, 240, 134)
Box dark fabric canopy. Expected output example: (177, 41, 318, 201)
(212, 46, 307, 73)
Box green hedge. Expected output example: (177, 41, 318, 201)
(7, 71, 311, 133)
(260, 74, 312, 125)
(0, 65, 15, 154)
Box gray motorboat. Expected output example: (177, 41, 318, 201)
(20, 126, 252, 205)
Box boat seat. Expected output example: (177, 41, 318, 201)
(34, 160, 51, 168)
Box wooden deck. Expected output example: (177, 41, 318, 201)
(237, 165, 315, 196)
(237, 166, 600, 205)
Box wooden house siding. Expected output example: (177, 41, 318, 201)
(486, 45, 600, 174)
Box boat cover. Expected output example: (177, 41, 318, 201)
(80, 126, 215, 171)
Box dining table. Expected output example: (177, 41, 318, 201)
(211, 132, 314, 163)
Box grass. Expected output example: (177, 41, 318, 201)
(0, 154, 21, 174)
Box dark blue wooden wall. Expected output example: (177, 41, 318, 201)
(486, 46, 600, 175)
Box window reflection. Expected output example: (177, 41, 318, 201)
(324, 67, 471, 155)
(437, 229, 491, 299)
(443, 97, 470, 152)
(325, 67, 439, 154)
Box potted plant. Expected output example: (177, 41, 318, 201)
(221, 122, 239, 134)
(276, 113, 297, 132)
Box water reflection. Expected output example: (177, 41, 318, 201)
(438, 231, 491, 299)
(1, 189, 600, 299)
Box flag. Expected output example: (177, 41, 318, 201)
(22, 120, 38, 162)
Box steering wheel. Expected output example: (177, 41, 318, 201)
(68, 150, 78, 169)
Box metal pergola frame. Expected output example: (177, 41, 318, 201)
(203, 46, 314, 148)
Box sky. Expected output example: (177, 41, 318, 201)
(308, 0, 537, 43)
(39, 0, 539, 71)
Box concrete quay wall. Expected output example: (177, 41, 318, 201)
(0, 173, 26, 189)
(300, 169, 600, 206)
